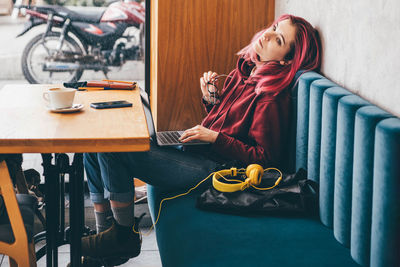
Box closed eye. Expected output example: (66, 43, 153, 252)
(273, 22, 285, 46)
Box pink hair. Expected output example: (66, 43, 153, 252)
(237, 14, 321, 94)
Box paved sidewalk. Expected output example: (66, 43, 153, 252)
(0, 13, 144, 81)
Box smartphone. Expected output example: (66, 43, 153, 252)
(90, 100, 133, 109)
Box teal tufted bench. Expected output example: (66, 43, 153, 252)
(147, 72, 400, 267)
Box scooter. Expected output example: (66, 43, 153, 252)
(17, 1, 145, 84)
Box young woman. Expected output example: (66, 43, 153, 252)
(79, 14, 321, 266)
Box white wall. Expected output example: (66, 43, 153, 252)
(276, 0, 400, 118)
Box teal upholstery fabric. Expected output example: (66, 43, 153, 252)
(333, 95, 370, 246)
(282, 71, 304, 173)
(370, 118, 400, 267)
(307, 78, 337, 182)
(319, 87, 351, 228)
(147, 186, 359, 267)
(295, 72, 323, 171)
(350, 106, 393, 266)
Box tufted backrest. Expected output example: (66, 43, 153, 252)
(294, 72, 400, 267)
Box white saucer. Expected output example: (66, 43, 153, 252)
(49, 104, 84, 113)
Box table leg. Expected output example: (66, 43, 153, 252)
(55, 153, 70, 244)
(41, 154, 59, 267)
(69, 153, 84, 267)
(41, 153, 87, 267)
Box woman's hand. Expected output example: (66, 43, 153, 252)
(179, 125, 219, 143)
(200, 71, 218, 103)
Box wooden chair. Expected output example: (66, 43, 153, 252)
(0, 160, 37, 267)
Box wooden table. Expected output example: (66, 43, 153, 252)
(0, 84, 150, 267)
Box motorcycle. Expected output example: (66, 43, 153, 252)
(17, 0, 145, 84)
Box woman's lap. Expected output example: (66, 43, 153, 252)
(84, 143, 219, 203)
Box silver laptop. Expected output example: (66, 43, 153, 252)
(140, 90, 209, 147)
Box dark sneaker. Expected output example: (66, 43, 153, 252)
(81, 219, 142, 260)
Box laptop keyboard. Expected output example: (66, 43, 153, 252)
(156, 131, 208, 146)
(157, 131, 182, 145)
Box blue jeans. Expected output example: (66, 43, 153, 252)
(84, 143, 220, 204)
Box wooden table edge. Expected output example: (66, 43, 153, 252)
(0, 140, 150, 153)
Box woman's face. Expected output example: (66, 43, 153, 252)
(253, 19, 297, 63)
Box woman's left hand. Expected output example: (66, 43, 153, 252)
(179, 125, 219, 143)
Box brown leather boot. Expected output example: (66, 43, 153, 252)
(81, 219, 142, 261)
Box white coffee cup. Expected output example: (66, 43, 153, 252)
(43, 88, 76, 109)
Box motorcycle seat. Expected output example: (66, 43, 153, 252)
(35, 5, 105, 23)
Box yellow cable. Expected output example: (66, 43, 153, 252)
(133, 172, 215, 236)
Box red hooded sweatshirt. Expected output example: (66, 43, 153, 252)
(201, 58, 291, 167)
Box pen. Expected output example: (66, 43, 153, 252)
(78, 87, 105, 91)
(102, 79, 136, 85)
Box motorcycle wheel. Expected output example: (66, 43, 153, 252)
(21, 32, 84, 84)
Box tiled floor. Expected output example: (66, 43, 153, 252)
(0, 154, 162, 267)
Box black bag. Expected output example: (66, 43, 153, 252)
(196, 168, 318, 216)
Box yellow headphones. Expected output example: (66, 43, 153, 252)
(212, 164, 283, 192)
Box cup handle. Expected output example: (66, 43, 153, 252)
(43, 92, 50, 103)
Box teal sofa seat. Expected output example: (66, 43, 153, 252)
(148, 186, 358, 267)
(147, 72, 400, 267)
